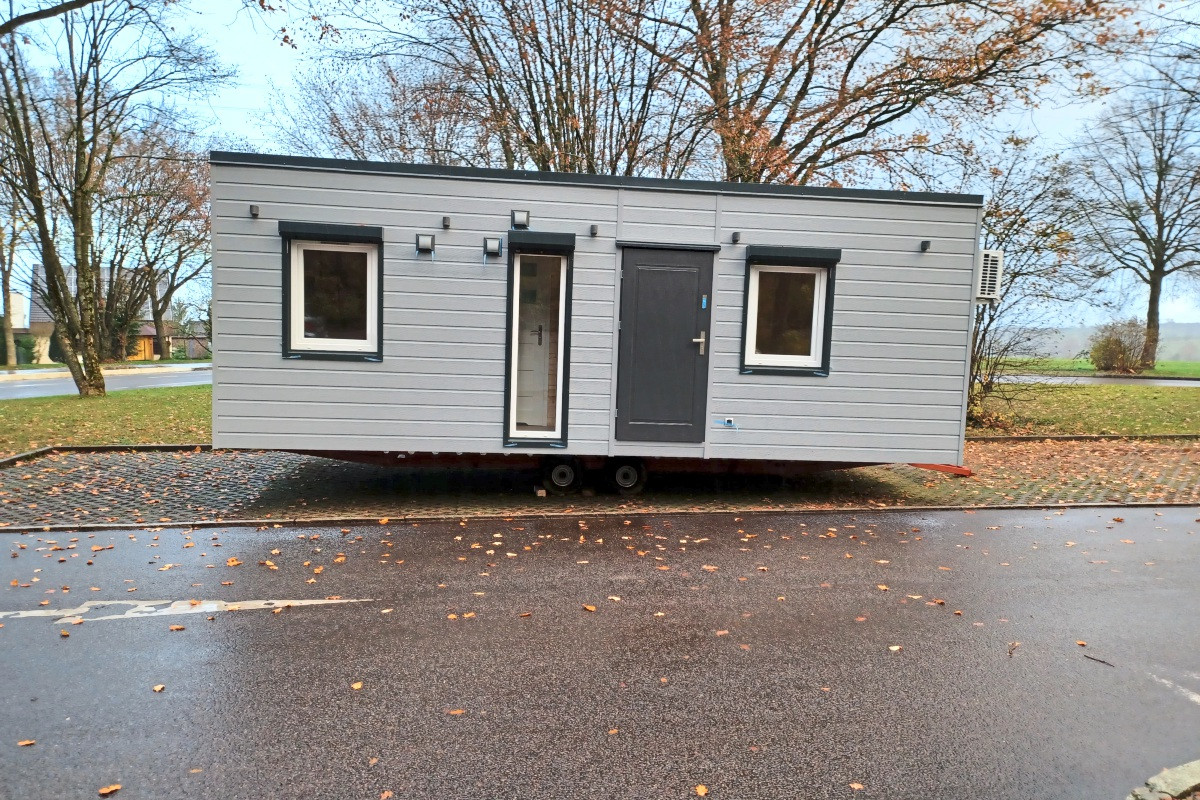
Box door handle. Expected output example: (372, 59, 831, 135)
(691, 330, 706, 356)
(531, 324, 543, 345)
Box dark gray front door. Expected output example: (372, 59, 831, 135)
(616, 248, 714, 443)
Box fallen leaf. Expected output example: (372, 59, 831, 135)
(608, 728, 619, 735)
(695, 786, 708, 797)
(18, 739, 35, 746)
(169, 625, 185, 632)
(850, 783, 865, 791)
(607, 596, 621, 602)
(715, 630, 729, 636)
(59, 630, 69, 638)
(446, 709, 465, 716)
(888, 645, 902, 652)
(351, 681, 363, 690)
(379, 518, 389, 525)
(876, 584, 889, 591)
(1076, 640, 1087, 647)
(1120, 539, 1134, 544)
(381, 792, 394, 800)
(225, 557, 242, 567)
(152, 685, 165, 693)
(519, 612, 532, 618)
(583, 605, 597, 612)
(98, 785, 122, 797)
(701, 565, 718, 572)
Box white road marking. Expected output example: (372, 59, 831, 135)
(1149, 674, 1200, 707)
(0, 597, 374, 623)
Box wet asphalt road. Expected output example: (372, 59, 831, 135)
(0, 368, 211, 400)
(2, 506, 1199, 800)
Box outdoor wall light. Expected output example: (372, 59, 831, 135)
(920, 240, 932, 252)
(442, 216, 451, 230)
(416, 233, 436, 253)
(590, 224, 599, 237)
(249, 204, 260, 218)
(511, 210, 530, 229)
(484, 237, 503, 257)
(731, 231, 741, 244)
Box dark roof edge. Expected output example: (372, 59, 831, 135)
(209, 151, 984, 208)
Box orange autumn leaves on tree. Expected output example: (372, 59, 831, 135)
(617, 0, 1137, 184)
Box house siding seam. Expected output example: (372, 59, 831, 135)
(211, 160, 980, 465)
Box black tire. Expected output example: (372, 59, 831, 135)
(606, 458, 647, 496)
(542, 457, 584, 495)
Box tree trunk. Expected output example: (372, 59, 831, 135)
(1, 266, 15, 370)
(149, 284, 170, 361)
(1142, 270, 1163, 369)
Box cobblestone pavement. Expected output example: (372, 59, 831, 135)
(0, 438, 1197, 529)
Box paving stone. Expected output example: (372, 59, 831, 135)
(0, 438, 1197, 529)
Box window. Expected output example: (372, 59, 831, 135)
(280, 222, 383, 361)
(741, 245, 838, 375)
(504, 230, 575, 445)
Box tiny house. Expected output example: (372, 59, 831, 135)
(210, 152, 994, 493)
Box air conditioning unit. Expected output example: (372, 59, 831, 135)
(976, 250, 1003, 301)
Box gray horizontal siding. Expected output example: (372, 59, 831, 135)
(212, 160, 978, 464)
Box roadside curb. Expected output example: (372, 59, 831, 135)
(0, 364, 211, 383)
(2, 500, 1198, 535)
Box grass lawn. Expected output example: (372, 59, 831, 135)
(1, 383, 1196, 459)
(1005, 357, 1200, 379)
(0, 384, 210, 458)
(972, 384, 1200, 436)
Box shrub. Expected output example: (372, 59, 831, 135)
(1088, 319, 1146, 373)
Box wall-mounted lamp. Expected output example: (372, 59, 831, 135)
(442, 216, 451, 230)
(731, 231, 741, 244)
(920, 240, 932, 252)
(589, 224, 599, 238)
(511, 210, 530, 229)
(249, 204, 260, 219)
(416, 233, 436, 254)
(483, 237, 503, 257)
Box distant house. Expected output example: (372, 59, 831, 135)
(26, 263, 194, 362)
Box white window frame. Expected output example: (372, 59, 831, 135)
(744, 264, 827, 369)
(288, 240, 379, 354)
(507, 252, 568, 441)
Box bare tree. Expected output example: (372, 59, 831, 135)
(0, 1, 224, 395)
(336, 0, 706, 177)
(1070, 70, 1200, 368)
(0, 179, 25, 369)
(890, 134, 1093, 424)
(276, 59, 502, 166)
(609, 0, 1137, 184)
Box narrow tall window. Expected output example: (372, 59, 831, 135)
(508, 253, 567, 439)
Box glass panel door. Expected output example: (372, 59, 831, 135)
(509, 253, 566, 439)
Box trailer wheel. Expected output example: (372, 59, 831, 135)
(542, 457, 583, 495)
(606, 458, 647, 496)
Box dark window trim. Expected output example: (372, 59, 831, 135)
(740, 246, 838, 377)
(508, 229, 576, 253)
(280, 222, 384, 362)
(503, 236, 575, 448)
(615, 240, 722, 252)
